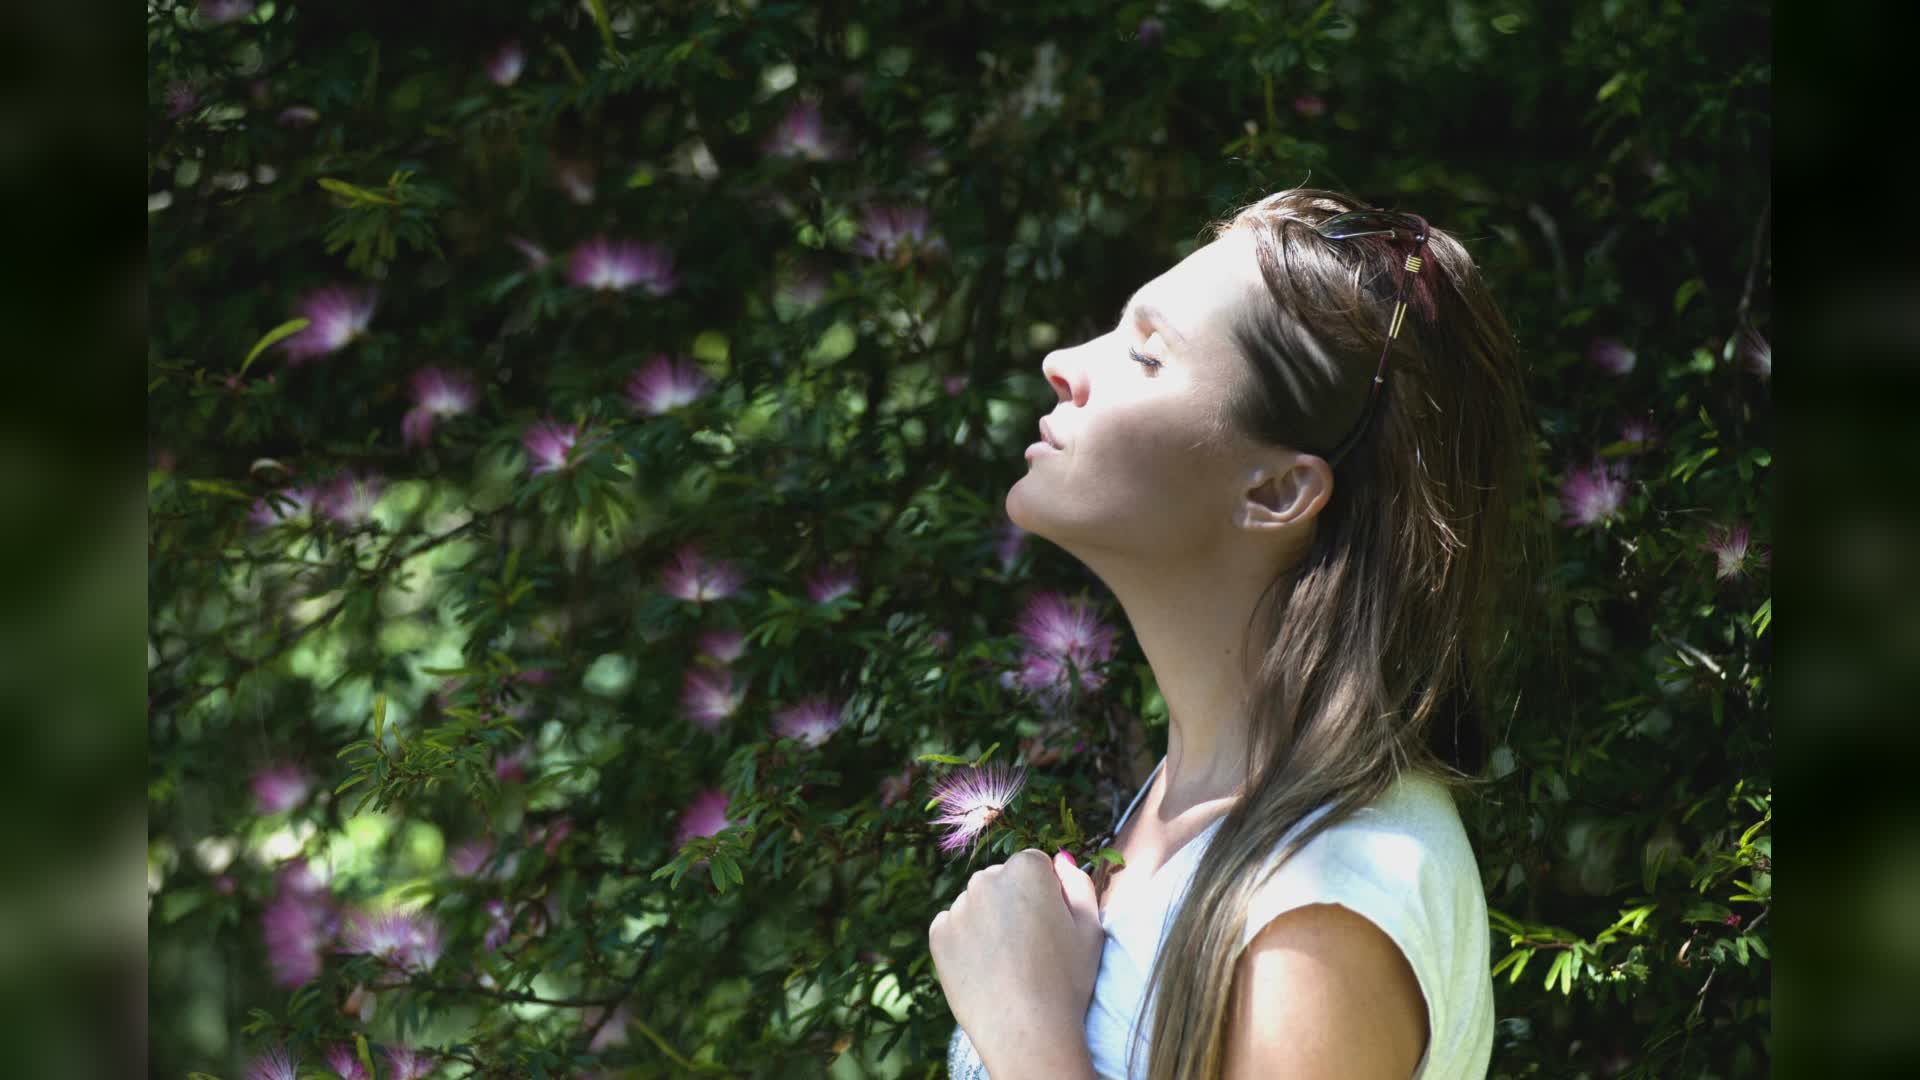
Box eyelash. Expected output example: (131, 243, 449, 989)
(1128, 347, 1162, 371)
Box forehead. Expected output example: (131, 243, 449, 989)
(1130, 228, 1265, 338)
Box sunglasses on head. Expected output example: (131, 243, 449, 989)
(1309, 209, 1431, 468)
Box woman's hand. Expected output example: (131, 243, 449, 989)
(928, 849, 1105, 1060)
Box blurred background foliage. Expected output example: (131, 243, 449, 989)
(147, 0, 1770, 1077)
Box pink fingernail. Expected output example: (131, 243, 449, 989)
(1056, 849, 1076, 867)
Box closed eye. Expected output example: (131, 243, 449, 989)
(1128, 347, 1162, 371)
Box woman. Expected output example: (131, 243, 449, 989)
(930, 188, 1542, 1079)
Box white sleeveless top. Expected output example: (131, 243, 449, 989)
(947, 755, 1495, 1079)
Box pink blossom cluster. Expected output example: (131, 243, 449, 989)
(487, 40, 526, 87)
(772, 696, 847, 748)
(660, 544, 746, 604)
(1587, 336, 1636, 377)
(761, 100, 850, 162)
(1559, 460, 1629, 528)
(568, 236, 678, 295)
(321, 1042, 435, 1080)
(1699, 521, 1769, 583)
(261, 862, 338, 988)
(805, 561, 860, 605)
(674, 787, 734, 853)
(851, 204, 947, 265)
(1003, 591, 1120, 709)
(682, 628, 749, 733)
(401, 367, 478, 447)
(627, 354, 713, 416)
(927, 760, 1029, 856)
(340, 907, 444, 976)
(249, 763, 311, 815)
(280, 285, 377, 364)
(521, 418, 583, 475)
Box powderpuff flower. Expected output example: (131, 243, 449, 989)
(164, 82, 200, 120)
(1016, 591, 1118, 673)
(1617, 415, 1660, 453)
(994, 523, 1029, 573)
(493, 744, 532, 784)
(508, 235, 551, 271)
(385, 1046, 436, 1080)
(1699, 521, 1770, 582)
(324, 1044, 370, 1080)
(772, 696, 845, 747)
(318, 471, 384, 526)
(1737, 323, 1771, 380)
(674, 788, 733, 851)
(586, 1002, 635, 1052)
(262, 866, 337, 988)
(879, 766, 917, 808)
(682, 668, 746, 732)
(569, 236, 679, 295)
(341, 909, 443, 975)
(250, 763, 310, 815)
(521, 419, 581, 475)
(402, 367, 478, 448)
(277, 105, 320, 128)
(247, 1045, 299, 1080)
(197, 0, 256, 26)
(851, 204, 947, 265)
(761, 100, 849, 162)
(660, 545, 746, 603)
(805, 563, 859, 605)
(627, 355, 712, 415)
(552, 159, 596, 205)
(249, 486, 315, 528)
(928, 761, 1028, 856)
(447, 838, 498, 879)
(1559, 460, 1629, 528)
(1293, 94, 1327, 118)
(695, 628, 747, 665)
(483, 899, 513, 951)
(281, 285, 377, 363)
(1586, 336, 1636, 377)
(487, 40, 526, 87)
(1136, 17, 1166, 46)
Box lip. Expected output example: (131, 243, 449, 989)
(1038, 417, 1063, 450)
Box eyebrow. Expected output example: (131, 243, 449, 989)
(1120, 290, 1189, 350)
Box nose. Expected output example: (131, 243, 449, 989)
(1041, 350, 1083, 407)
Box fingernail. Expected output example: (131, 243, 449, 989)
(1055, 849, 1076, 868)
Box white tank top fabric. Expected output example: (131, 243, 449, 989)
(946, 754, 1495, 1079)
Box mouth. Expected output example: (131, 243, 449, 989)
(1038, 417, 1063, 450)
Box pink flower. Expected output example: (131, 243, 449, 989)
(660, 545, 745, 603)
(761, 100, 849, 161)
(552, 159, 596, 205)
(522, 419, 580, 475)
(281, 285, 377, 363)
(164, 81, 200, 120)
(318, 470, 384, 526)
(1136, 17, 1166, 46)
(262, 864, 336, 988)
(249, 486, 315, 528)
(385, 1045, 436, 1080)
(1016, 591, 1118, 674)
(247, 1045, 299, 1080)
(805, 562, 859, 605)
(568, 236, 679, 295)
(627, 355, 712, 415)
(1293, 94, 1326, 118)
(277, 105, 320, 128)
(1586, 336, 1636, 377)
(494, 744, 532, 784)
(585, 1003, 635, 1052)
(534, 817, 574, 855)
(696, 628, 747, 665)
(487, 40, 526, 87)
(250, 763, 310, 814)
(852, 204, 947, 265)
(508, 235, 551, 270)
(682, 668, 746, 732)
(1737, 323, 1771, 379)
(197, 0, 256, 25)
(928, 761, 1028, 856)
(341, 909, 443, 974)
(402, 367, 478, 448)
(994, 522, 1029, 573)
(1559, 460, 1629, 527)
(1617, 415, 1659, 454)
(447, 838, 498, 879)
(944, 374, 969, 396)
(1699, 522, 1769, 582)
(772, 696, 845, 748)
(324, 1044, 370, 1080)
(675, 788, 733, 850)
(483, 899, 513, 951)
(879, 766, 917, 808)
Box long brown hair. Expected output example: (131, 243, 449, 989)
(1126, 188, 1550, 1079)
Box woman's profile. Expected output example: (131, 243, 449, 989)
(932, 187, 1542, 1079)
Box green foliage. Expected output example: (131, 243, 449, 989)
(149, 1, 1768, 1077)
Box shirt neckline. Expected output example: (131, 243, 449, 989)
(1098, 756, 1229, 930)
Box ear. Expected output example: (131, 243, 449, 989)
(1235, 456, 1331, 533)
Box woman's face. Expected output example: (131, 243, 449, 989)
(1008, 228, 1279, 560)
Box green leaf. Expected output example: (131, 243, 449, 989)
(356, 1034, 375, 1080)
(1595, 72, 1629, 102)
(240, 318, 312, 377)
(1674, 277, 1705, 315)
(185, 478, 253, 500)
(317, 177, 400, 206)
(915, 753, 972, 766)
